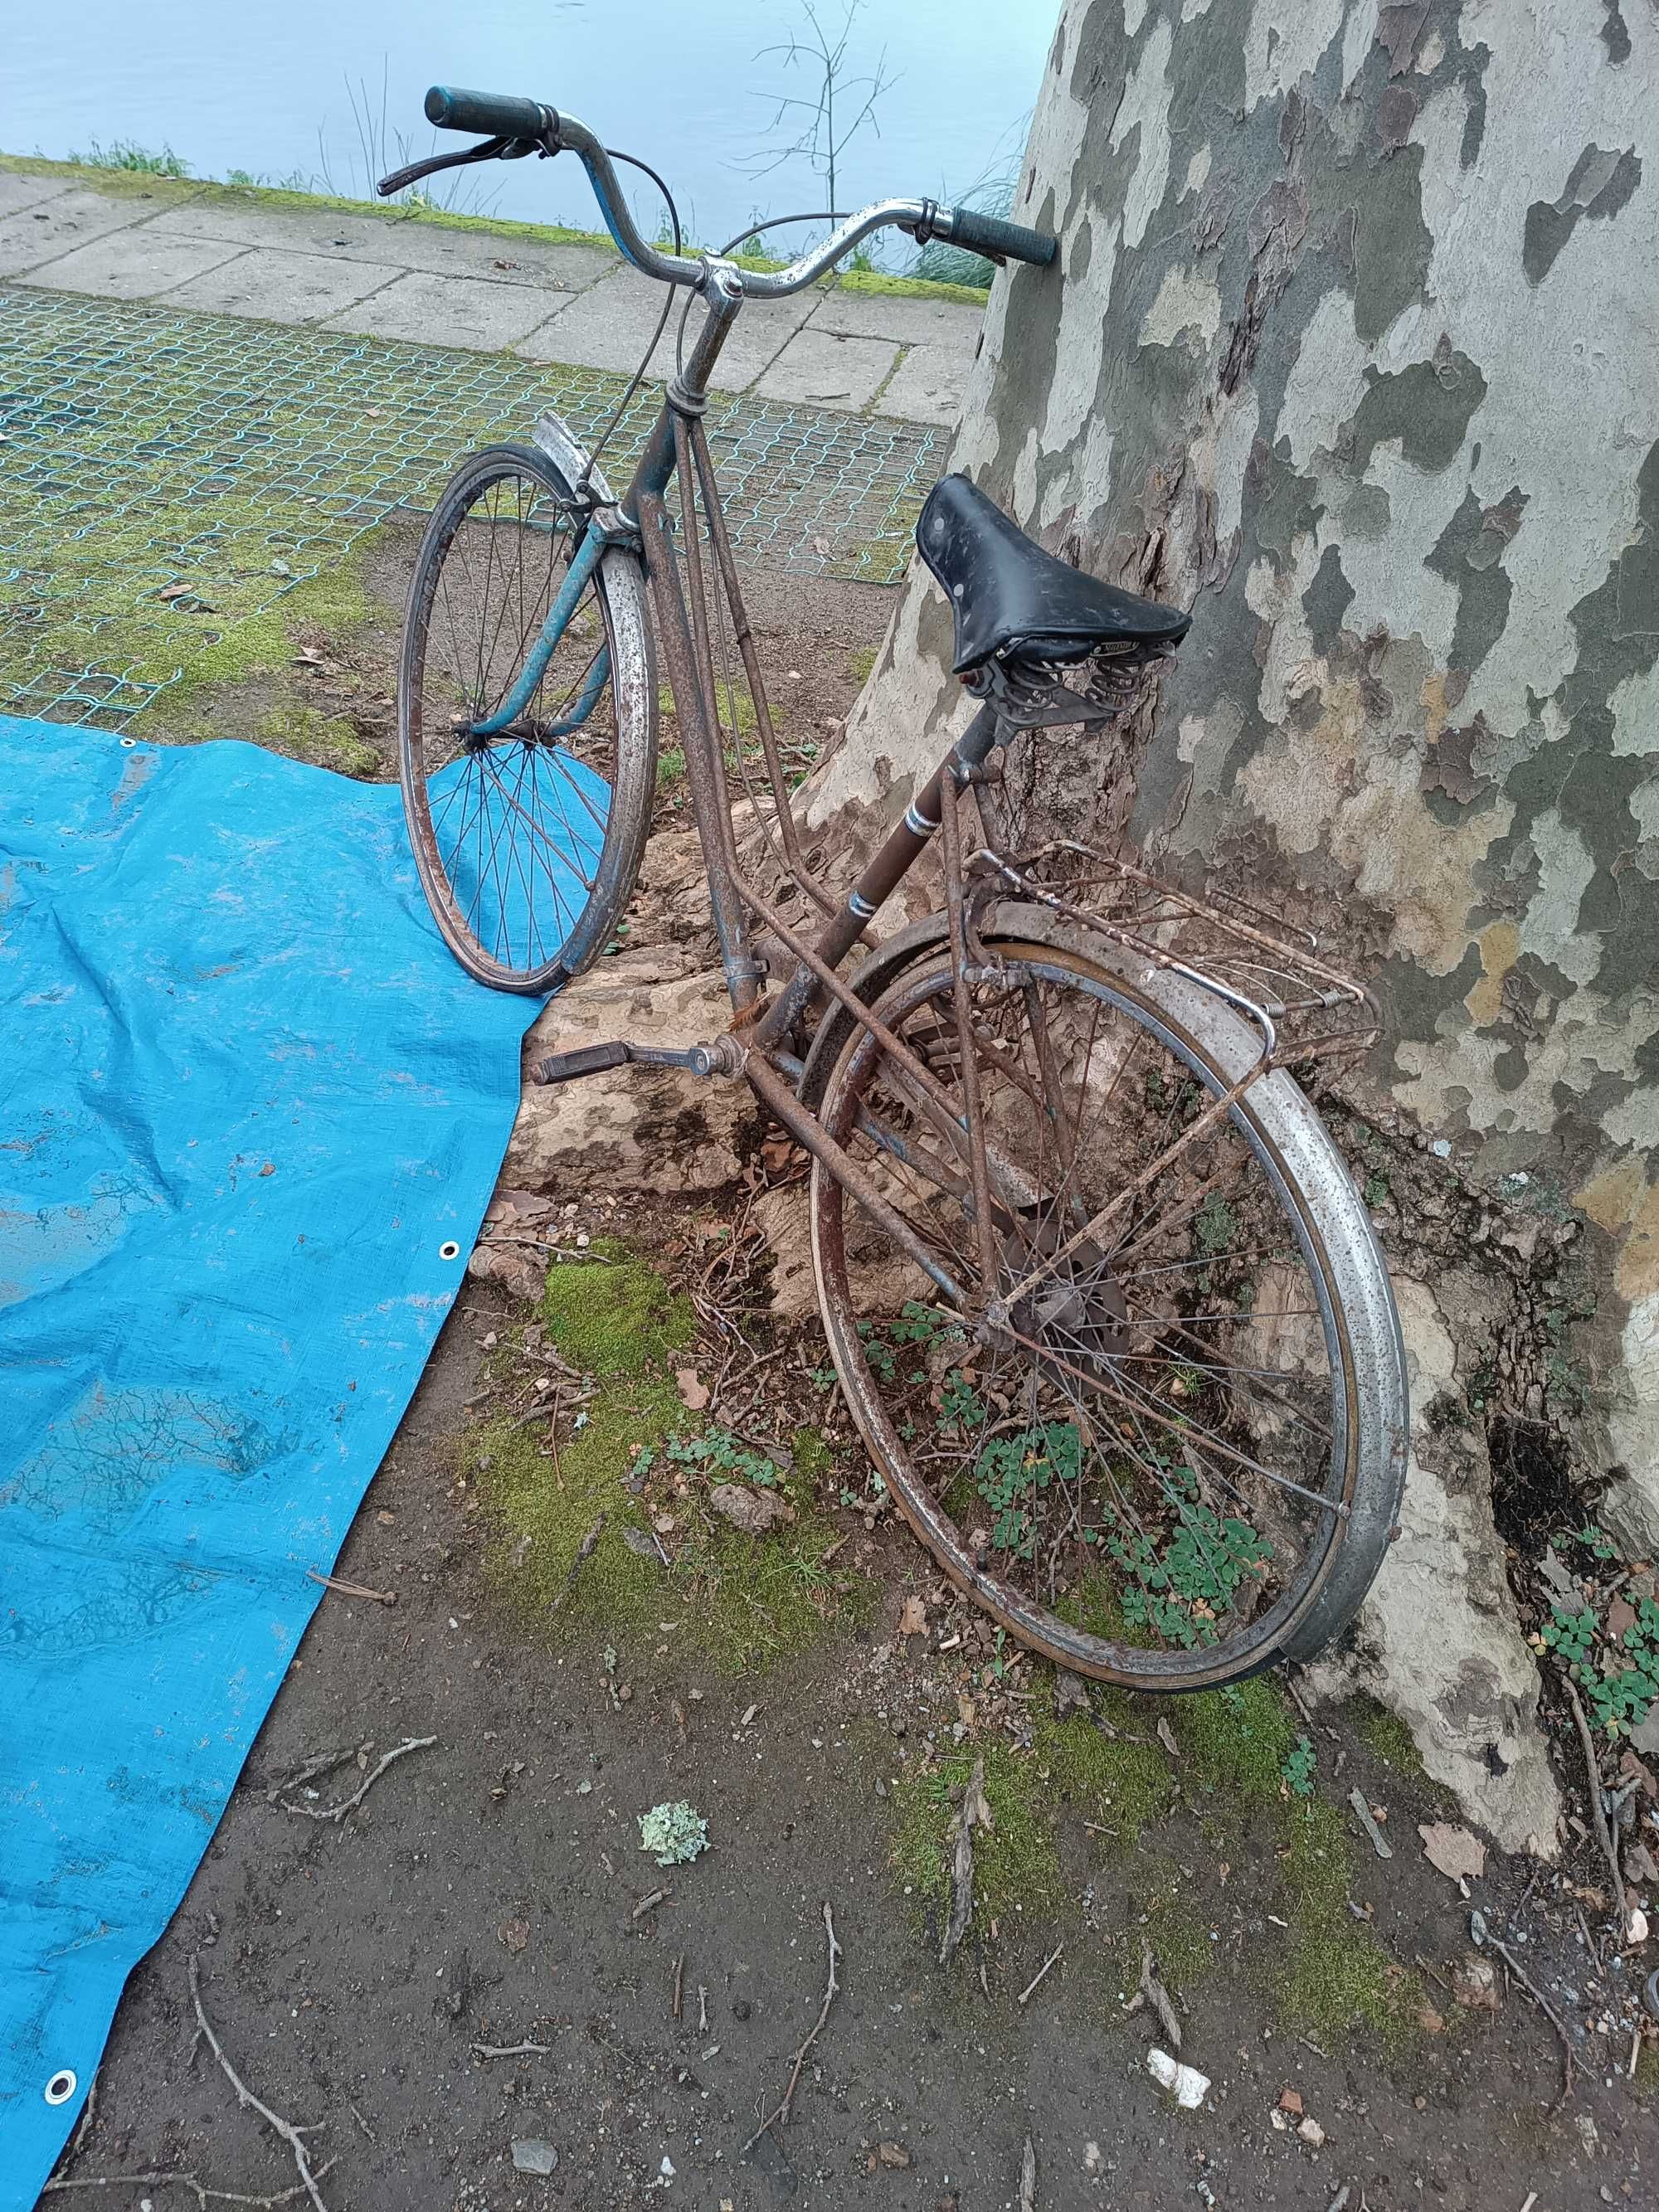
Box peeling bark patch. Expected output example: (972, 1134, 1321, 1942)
(1376, 83, 1419, 154)
(1522, 144, 1642, 284)
(1303, 542, 1355, 654)
(1346, 343, 1488, 476)
(1375, 1, 1430, 75)
(1421, 715, 1496, 809)
(1425, 486, 1529, 675)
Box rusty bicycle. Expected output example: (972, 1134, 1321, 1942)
(382, 88, 1408, 1689)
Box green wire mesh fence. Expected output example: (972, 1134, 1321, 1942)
(0, 285, 940, 725)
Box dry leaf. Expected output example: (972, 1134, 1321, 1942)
(499, 1917, 529, 1953)
(1277, 2088, 1303, 2115)
(1054, 1669, 1092, 1719)
(674, 1366, 710, 1410)
(898, 1595, 927, 1637)
(876, 2142, 910, 2169)
(159, 581, 189, 600)
(1418, 2002, 1447, 2033)
(1156, 1717, 1180, 1759)
(708, 1483, 793, 1536)
(1419, 1821, 1486, 1884)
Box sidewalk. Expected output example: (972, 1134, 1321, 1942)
(0, 167, 982, 429)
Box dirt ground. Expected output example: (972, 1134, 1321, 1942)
(41, 537, 1659, 2212)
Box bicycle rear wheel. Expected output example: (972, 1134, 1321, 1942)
(398, 442, 656, 992)
(808, 932, 1406, 1690)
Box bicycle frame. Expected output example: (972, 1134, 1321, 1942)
(495, 266, 1020, 1310)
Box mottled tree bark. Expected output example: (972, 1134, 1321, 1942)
(811, 0, 1658, 1849)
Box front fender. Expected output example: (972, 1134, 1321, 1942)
(532, 408, 615, 505)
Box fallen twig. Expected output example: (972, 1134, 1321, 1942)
(940, 1756, 991, 1966)
(305, 1568, 396, 1606)
(187, 1952, 333, 2212)
(1019, 2133, 1037, 2212)
(1017, 1944, 1064, 2010)
(471, 2040, 555, 2060)
(1137, 1939, 1181, 2050)
(45, 2166, 336, 2209)
(672, 1954, 684, 2019)
(1470, 1910, 1575, 2104)
(743, 1901, 841, 2151)
(1563, 1679, 1627, 1925)
(1348, 1787, 1393, 1860)
(551, 1514, 606, 1611)
(632, 1888, 668, 1920)
(273, 1737, 435, 1824)
(265, 1746, 362, 1805)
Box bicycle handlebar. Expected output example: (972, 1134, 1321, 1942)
(404, 87, 1058, 294)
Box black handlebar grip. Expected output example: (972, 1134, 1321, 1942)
(425, 85, 550, 140)
(945, 206, 1057, 269)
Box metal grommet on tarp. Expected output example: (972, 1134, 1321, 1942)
(119, 737, 137, 747)
(439, 1240, 461, 1261)
(44, 2069, 76, 2105)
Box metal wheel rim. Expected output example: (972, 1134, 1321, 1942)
(810, 942, 1359, 1689)
(399, 449, 630, 993)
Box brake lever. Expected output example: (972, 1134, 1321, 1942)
(377, 135, 537, 199)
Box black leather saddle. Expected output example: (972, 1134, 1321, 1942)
(916, 473, 1190, 673)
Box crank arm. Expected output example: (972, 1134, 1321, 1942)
(532, 1036, 741, 1087)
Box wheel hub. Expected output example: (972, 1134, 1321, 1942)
(1000, 1203, 1127, 1366)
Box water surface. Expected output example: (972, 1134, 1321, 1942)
(2, 0, 1055, 265)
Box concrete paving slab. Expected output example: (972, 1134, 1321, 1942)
(22, 231, 245, 303)
(144, 201, 614, 290)
(0, 174, 72, 218)
(516, 265, 815, 389)
(160, 246, 402, 323)
(811, 287, 985, 348)
(874, 343, 972, 427)
(322, 268, 562, 351)
(0, 187, 167, 278)
(754, 326, 900, 411)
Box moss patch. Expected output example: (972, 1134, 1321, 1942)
(1276, 1796, 1418, 2046)
(541, 1243, 694, 1378)
(1352, 1696, 1432, 1782)
(1039, 1705, 1172, 1852)
(891, 1741, 1064, 1925)
(472, 1247, 866, 1670)
(836, 268, 990, 309)
(255, 704, 379, 778)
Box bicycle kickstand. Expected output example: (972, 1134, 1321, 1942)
(530, 1038, 737, 1087)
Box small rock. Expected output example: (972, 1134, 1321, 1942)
(732, 1998, 752, 2020)
(511, 2138, 559, 2176)
(1297, 2117, 1326, 2149)
(1452, 1955, 1501, 2010)
(1277, 2088, 1303, 2115)
(1147, 2048, 1209, 2107)
(1083, 2142, 1104, 2172)
(1431, 1137, 1452, 1158)
(1627, 1905, 1650, 1945)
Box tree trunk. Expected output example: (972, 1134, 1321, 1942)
(810, 0, 1659, 1852)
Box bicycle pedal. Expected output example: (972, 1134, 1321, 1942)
(532, 1038, 726, 1087)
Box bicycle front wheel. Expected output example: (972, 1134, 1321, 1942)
(398, 442, 657, 992)
(808, 934, 1406, 1691)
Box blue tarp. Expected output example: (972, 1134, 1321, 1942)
(0, 722, 544, 2204)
